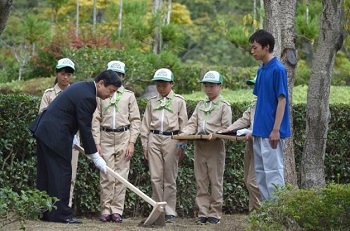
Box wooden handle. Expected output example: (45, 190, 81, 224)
(74, 144, 157, 206)
(172, 134, 246, 141)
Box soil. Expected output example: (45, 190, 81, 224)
(2, 214, 248, 231)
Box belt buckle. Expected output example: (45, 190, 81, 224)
(159, 131, 163, 135)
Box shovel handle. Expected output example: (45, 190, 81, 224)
(105, 166, 157, 207)
(74, 144, 157, 207)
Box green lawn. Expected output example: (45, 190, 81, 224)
(183, 85, 350, 105)
(0, 78, 349, 105)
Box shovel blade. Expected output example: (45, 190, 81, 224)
(143, 202, 167, 226)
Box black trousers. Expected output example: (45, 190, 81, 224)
(36, 140, 73, 222)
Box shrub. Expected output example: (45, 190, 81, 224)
(0, 188, 58, 230)
(247, 183, 350, 231)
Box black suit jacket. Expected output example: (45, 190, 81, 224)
(30, 81, 98, 160)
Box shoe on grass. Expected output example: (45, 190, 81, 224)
(100, 214, 111, 222)
(111, 213, 122, 223)
(196, 217, 207, 225)
(207, 217, 220, 224)
(165, 215, 175, 223)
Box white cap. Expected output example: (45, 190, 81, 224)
(200, 71, 223, 84)
(107, 61, 126, 74)
(151, 68, 174, 82)
(56, 58, 75, 70)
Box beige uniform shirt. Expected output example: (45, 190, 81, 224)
(227, 100, 256, 131)
(92, 86, 141, 144)
(39, 84, 65, 114)
(182, 95, 232, 134)
(140, 90, 188, 150)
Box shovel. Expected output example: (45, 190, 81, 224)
(73, 144, 166, 226)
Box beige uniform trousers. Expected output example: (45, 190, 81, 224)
(148, 133, 179, 216)
(69, 148, 79, 207)
(244, 140, 261, 211)
(194, 139, 225, 219)
(226, 102, 261, 211)
(100, 130, 130, 215)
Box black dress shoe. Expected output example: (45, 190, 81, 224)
(65, 218, 82, 224)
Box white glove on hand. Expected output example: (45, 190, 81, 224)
(237, 128, 250, 136)
(89, 152, 107, 174)
(72, 135, 79, 148)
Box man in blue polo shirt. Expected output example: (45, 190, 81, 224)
(248, 29, 291, 201)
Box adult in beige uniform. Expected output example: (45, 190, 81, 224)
(181, 71, 232, 225)
(38, 58, 79, 208)
(140, 68, 188, 223)
(92, 61, 141, 223)
(220, 78, 261, 212)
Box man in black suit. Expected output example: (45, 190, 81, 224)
(30, 70, 122, 224)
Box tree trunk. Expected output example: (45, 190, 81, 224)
(93, 0, 97, 35)
(76, 0, 79, 37)
(253, 0, 256, 24)
(264, 0, 298, 187)
(152, 0, 162, 54)
(118, 0, 123, 39)
(0, 0, 13, 36)
(166, 0, 171, 24)
(301, 0, 345, 189)
(259, 0, 264, 29)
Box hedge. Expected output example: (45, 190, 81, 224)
(0, 94, 349, 218)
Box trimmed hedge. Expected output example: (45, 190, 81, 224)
(0, 94, 349, 218)
(247, 183, 350, 230)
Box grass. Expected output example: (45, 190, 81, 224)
(0, 78, 349, 104)
(183, 85, 350, 105)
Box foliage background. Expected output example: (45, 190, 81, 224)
(0, 0, 349, 90)
(0, 0, 350, 222)
(0, 94, 349, 218)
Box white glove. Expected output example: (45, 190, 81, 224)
(89, 152, 107, 174)
(72, 135, 79, 148)
(237, 128, 250, 136)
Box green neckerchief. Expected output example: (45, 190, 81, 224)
(199, 98, 224, 115)
(104, 88, 125, 112)
(154, 95, 174, 113)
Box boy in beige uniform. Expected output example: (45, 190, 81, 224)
(92, 61, 141, 223)
(140, 68, 188, 223)
(220, 78, 261, 212)
(39, 58, 79, 208)
(180, 71, 232, 225)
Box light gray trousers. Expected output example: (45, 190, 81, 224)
(253, 137, 285, 201)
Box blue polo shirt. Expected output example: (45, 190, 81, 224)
(252, 57, 291, 138)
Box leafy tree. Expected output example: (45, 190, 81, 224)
(1, 13, 50, 80)
(170, 2, 192, 24)
(295, 0, 322, 66)
(177, 0, 256, 66)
